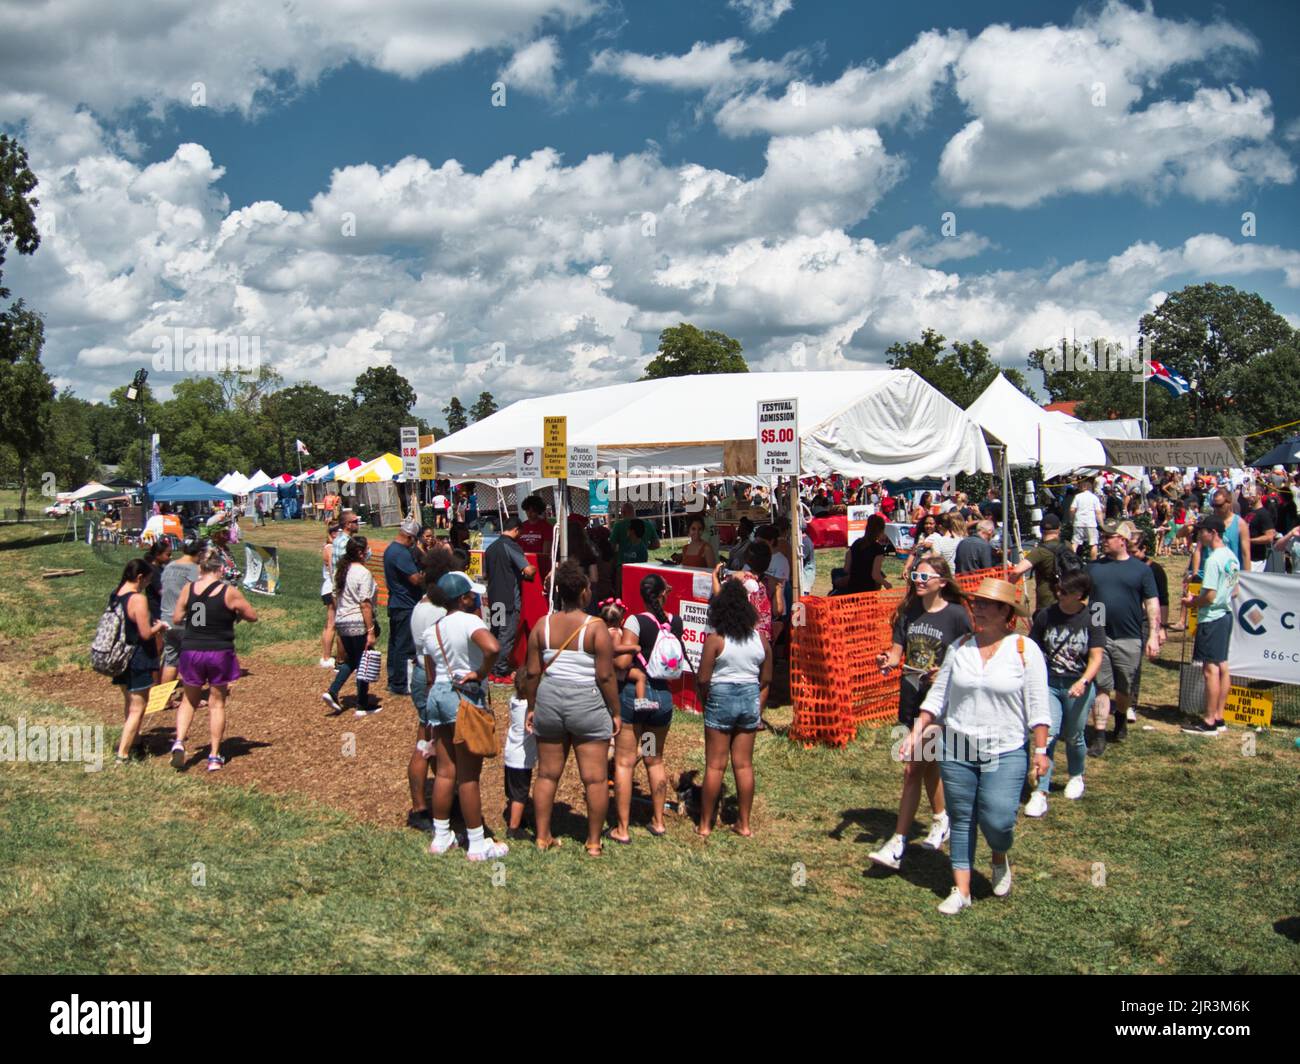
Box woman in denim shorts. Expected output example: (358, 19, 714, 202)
(109, 559, 166, 765)
(695, 579, 772, 838)
(421, 571, 506, 862)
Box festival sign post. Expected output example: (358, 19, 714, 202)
(400, 425, 419, 515)
(543, 417, 567, 602)
(757, 397, 801, 605)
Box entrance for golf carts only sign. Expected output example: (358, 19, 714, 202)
(757, 398, 799, 475)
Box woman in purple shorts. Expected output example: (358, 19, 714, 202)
(169, 547, 258, 772)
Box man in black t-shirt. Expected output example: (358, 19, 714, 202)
(1246, 493, 1276, 572)
(483, 518, 537, 682)
(1085, 520, 1161, 755)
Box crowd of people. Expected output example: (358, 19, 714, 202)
(91, 459, 1297, 911)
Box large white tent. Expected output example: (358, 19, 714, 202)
(428, 370, 991, 480)
(967, 374, 1106, 478)
(216, 472, 252, 495)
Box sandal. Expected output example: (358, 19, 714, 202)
(206, 754, 226, 773)
(646, 824, 667, 837)
(606, 829, 631, 845)
(585, 843, 604, 858)
(536, 838, 562, 851)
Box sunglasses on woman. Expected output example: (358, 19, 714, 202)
(909, 571, 940, 584)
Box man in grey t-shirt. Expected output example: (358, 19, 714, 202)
(158, 538, 201, 684)
(954, 520, 995, 573)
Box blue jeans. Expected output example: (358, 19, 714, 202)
(703, 682, 760, 732)
(386, 607, 413, 694)
(618, 681, 673, 727)
(938, 739, 1028, 872)
(1036, 680, 1093, 793)
(329, 632, 370, 706)
(410, 660, 429, 718)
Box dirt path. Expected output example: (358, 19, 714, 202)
(26, 658, 704, 835)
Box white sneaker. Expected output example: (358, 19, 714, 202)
(1126, 707, 1137, 723)
(467, 840, 509, 862)
(321, 692, 342, 713)
(1064, 775, 1085, 800)
(1024, 791, 1049, 818)
(937, 888, 971, 915)
(355, 705, 382, 718)
(991, 858, 1012, 897)
(319, 657, 336, 669)
(867, 833, 906, 870)
(429, 833, 459, 856)
(918, 814, 950, 851)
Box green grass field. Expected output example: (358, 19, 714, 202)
(0, 519, 1296, 973)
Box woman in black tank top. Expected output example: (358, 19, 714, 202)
(169, 549, 257, 772)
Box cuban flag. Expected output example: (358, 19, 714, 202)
(295, 438, 311, 455)
(1145, 360, 1190, 397)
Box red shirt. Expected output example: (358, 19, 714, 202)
(517, 519, 553, 572)
(831, 489, 843, 505)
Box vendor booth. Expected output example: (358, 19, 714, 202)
(431, 370, 992, 738)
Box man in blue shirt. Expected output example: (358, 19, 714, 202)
(1181, 516, 1239, 735)
(383, 516, 424, 696)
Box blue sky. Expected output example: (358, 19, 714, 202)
(2, 0, 1298, 425)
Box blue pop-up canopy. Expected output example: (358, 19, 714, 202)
(148, 476, 233, 503)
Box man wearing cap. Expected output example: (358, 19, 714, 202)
(1009, 513, 1068, 610)
(1085, 518, 1162, 755)
(1181, 517, 1239, 735)
(383, 516, 425, 696)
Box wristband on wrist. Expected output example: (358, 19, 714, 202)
(1034, 746, 1048, 755)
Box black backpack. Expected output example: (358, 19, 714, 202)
(1043, 539, 1085, 583)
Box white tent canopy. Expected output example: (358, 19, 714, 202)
(967, 374, 1106, 478)
(57, 481, 110, 502)
(216, 472, 252, 495)
(245, 469, 272, 490)
(428, 370, 991, 480)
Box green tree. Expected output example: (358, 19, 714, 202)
(39, 391, 100, 494)
(886, 328, 1033, 410)
(443, 396, 468, 434)
(642, 323, 748, 379)
(0, 302, 54, 515)
(0, 133, 40, 302)
(262, 383, 349, 469)
(469, 391, 498, 422)
(344, 366, 418, 457)
(1223, 333, 1300, 455)
(1139, 283, 1295, 435)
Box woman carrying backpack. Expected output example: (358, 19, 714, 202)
(695, 579, 772, 837)
(170, 547, 259, 772)
(608, 573, 684, 843)
(108, 559, 167, 765)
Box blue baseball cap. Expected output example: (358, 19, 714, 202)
(437, 571, 485, 599)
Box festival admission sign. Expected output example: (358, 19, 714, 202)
(678, 600, 712, 674)
(757, 398, 799, 475)
(400, 425, 420, 480)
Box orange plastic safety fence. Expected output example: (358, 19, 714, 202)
(789, 566, 1017, 747)
(363, 541, 390, 608)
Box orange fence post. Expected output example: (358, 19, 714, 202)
(789, 567, 1021, 748)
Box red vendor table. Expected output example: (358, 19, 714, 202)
(807, 515, 848, 548)
(469, 549, 545, 669)
(620, 560, 715, 712)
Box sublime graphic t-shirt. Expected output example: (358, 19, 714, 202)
(1029, 604, 1106, 683)
(891, 601, 971, 675)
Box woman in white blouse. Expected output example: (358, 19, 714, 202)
(904, 578, 1050, 914)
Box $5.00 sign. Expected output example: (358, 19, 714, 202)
(757, 398, 798, 475)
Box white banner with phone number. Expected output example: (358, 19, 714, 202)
(678, 600, 711, 674)
(1227, 571, 1300, 683)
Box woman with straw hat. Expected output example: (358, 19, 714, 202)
(904, 577, 1050, 914)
